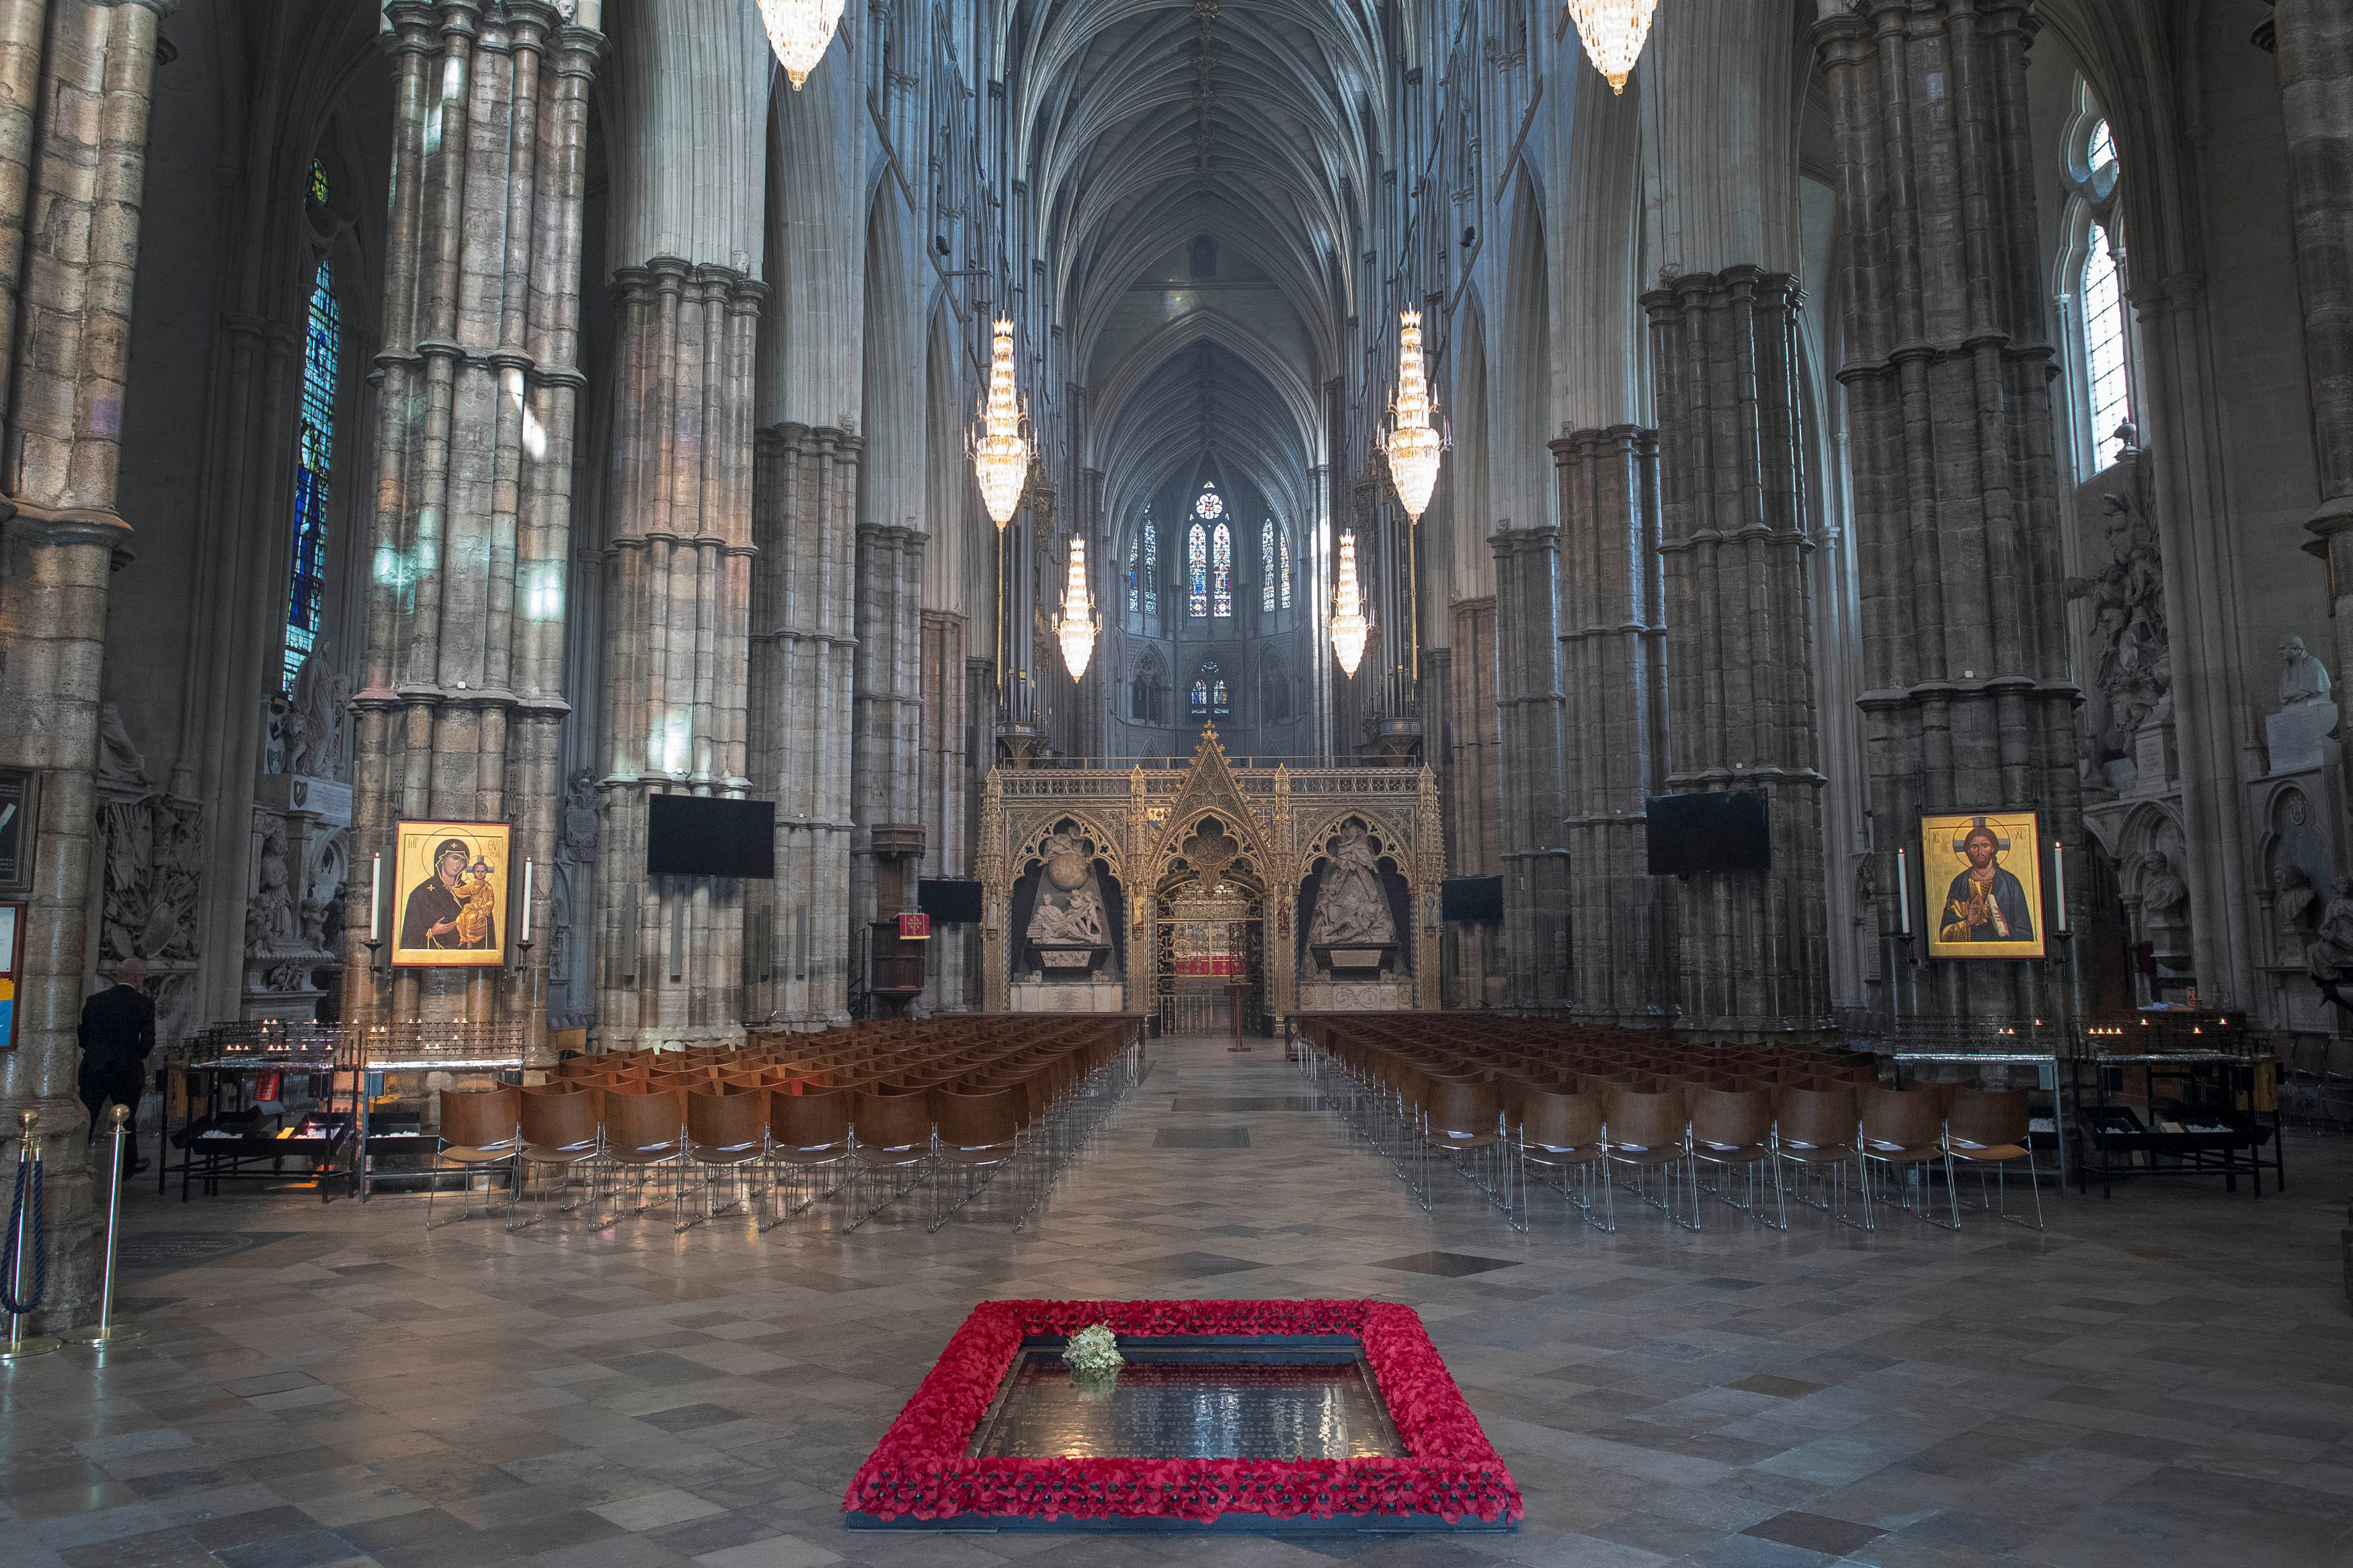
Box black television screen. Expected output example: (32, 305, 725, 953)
(1645, 790, 1770, 876)
(645, 796, 774, 878)
(920, 878, 984, 923)
(1441, 876, 1505, 921)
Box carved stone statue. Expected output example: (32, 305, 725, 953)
(251, 823, 293, 950)
(2068, 484, 2169, 777)
(299, 897, 329, 950)
(1308, 822, 1397, 949)
(2279, 635, 2333, 708)
(95, 703, 153, 802)
(286, 651, 354, 780)
(2138, 852, 2186, 919)
(561, 768, 601, 860)
(2307, 876, 2353, 1008)
(1025, 828, 1111, 953)
(2274, 864, 2317, 965)
(321, 880, 348, 952)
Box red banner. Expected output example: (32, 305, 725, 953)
(898, 912, 932, 941)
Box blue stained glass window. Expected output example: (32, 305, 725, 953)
(1262, 520, 1276, 612)
(1191, 661, 1230, 718)
(1189, 676, 1209, 717)
(284, 168, 338, 693)
(1144, 514, 1157, 616)
(1127, 533, 1138, 613)
(1211, 522, 1232, 618)
(1188, 523, 1208, 618)
(1279, 530, 1291, 609)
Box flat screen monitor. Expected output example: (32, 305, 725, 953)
(1645, 789, 1770, 876)
(920, 878, 984, 923)
(645, 795, 774, 879)
(1441, 876, 1505, 922)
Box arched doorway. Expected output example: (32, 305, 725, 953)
(1156, 872, 1265, 1036)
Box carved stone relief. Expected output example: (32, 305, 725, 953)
(2067, 450, 2168, 798)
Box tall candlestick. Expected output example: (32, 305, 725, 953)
(2052, 839, 2069, 933)
(370, 854, 382, 944)
(1895, 846, 1911, 938)
(520, 858, 534, 944)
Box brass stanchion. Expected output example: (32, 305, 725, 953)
(1, 1110, 59, 1360)
(71, 1105, 143, 1348)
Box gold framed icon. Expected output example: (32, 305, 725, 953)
(1921, 811, 2046, 960)
(390, 821, 510, 968)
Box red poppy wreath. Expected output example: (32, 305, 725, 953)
(842, 1298, 1523, 1526)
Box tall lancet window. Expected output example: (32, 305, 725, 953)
(1143, 513, 1157, 616)
(1262, 520, 1276, 612)
(1279, 529, 1291, 609)
(2081, 212, 2130, 452)
(284, 160, 339, 692)
(1211, 522, 1232, 617)
(1188, 522, 1208, 618)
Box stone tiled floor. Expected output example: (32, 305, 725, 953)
(4, 1037, 2350, 1568)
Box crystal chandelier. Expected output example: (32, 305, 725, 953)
(1382, 310, 1445, 523)
(1052, 536, 1100, 680)
(1330, 530, 1371, 677)
(756, 0, 848, 91)
(972, 319, 1032, 529)
(1565, 0, 1661, 95)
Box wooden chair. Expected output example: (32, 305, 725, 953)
(1946, 1086, 2044, 1229)
(1511, 1089, 1611, 1233)
(512, 1084, 600, 1230)
(1603, 1086, 1697, 1229)
(1771, 1083, 1866, 1229)
(1689, 1084, 1785, 1230)
(1859, 1084, 1958, 1229)
(927, 1086, 1025, 1231)
(598, 1087, 687, 1228)
(845, 1089, 934, 1232)
(426, 1085, 520, 1230)
(1421, 1077, 1507, 1214)
(678, 1084, 768, 1230)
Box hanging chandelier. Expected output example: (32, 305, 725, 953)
(1382, 310, 1445, 524)
(1330, 530, 1371, 677)
(972, 319, 1032, 529)
(1564, 0, 1660, 95)
(756, 0, 848, 91)
(1052, 536, 1100, 680)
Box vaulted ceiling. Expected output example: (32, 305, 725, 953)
(994, 0, 1390, 522)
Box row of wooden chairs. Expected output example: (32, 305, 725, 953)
(1303, 1019, 2045, 1234)
(426, 1020, 1142, 1233)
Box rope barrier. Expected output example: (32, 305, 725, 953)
(1, 1143, 44, 1317)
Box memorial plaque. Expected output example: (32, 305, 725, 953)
(969, 1341, 1403, 1460)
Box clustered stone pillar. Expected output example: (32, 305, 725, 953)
(2274, 2, 2353, 731)
(593, 259, 764, 1046)
(1489, 526, 1570, 1007)
(1817, 0, 2083, 1020)
(0, 0, 175, 1330)
(1550, 426, 1667, 1023)
(1644, 270, 1830, 1033)
(747, 423, 859, 1027)
(920, 608, 971, 1009)
(350, 1, 602, 1051)
(852, 521, 928, 1001)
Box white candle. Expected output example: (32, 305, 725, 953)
(520, 858, 534, 944)
(370, 853, 382, 943)
(2052, 839, 2069, 933)
(1895, 846, 1911, 937)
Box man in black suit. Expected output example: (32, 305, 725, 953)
(79, 958, 155, 1174)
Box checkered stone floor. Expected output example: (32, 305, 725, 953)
(3, 1037, 2349, 1568)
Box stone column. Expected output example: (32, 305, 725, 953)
(920, 608, 969, 1009)
(747, 423, 859, 1027)
(350, 1, 603, 1050)
(0, 0, 177, 1329)
(1489, 526, 1570, 1007)
(1551, 425, 1669, 1024)
(1816, 0, 2083, 1020)
(1644, 270, 1830, 1034)
(2274, 2, 2353, 725)
(593, 259, 763, 1046)
(851, 520, 926, 999)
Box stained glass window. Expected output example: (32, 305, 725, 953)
(284, 165, 338, 693)
(1188, 522, 1208, 618)
(1127, 533, 1138, 613)
(1279, 530, 1291, 609)
(1191, 661, 1229, 718)
(1211, 522, 1232, 618)
(1143, 515, 1156, 616)
(1189, 676, 1209, 717)
(1211, 674, 1230, 714)
(1262, 520, 1276, 612)
(2082, 221, 2130, 461)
